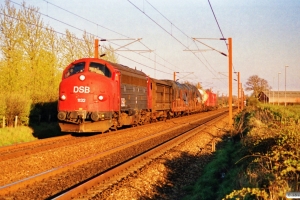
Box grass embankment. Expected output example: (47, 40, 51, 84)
(0, 126, 36, 147)
(183, 105, 300, 200)
(0, 122, 62, 147)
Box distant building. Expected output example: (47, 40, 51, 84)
(258, 91, 300, 105)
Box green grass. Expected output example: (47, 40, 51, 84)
(0, 122, 63, 147)
(182, 138, 247, 200)
(0, 126, 37, 147)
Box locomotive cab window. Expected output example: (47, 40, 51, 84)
(89, 62, 111, 78)
(64, 62, 85, 78)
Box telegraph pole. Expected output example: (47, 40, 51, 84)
(241, 88, 245, 110)
(278, 72, 281, 105)
(241, 87, 244, 110)
(285, 65, 288, 106)
(235, 72, 240, 112)
(237, 72, 240, 112)
(228, 38, 233, 126)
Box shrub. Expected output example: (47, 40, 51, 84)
(4, 93, 31, 126)
(0, 97, 7, 127)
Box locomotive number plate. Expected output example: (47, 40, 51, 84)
(78, 98, 86, 102)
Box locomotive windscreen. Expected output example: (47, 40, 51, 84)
(89, 62, 112, 78)
(64, 62, 85, 78)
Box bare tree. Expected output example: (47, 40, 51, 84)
(245, 75, 270, 97)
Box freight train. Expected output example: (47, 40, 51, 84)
(57, 57, 217, 133)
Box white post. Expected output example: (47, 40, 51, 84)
(278, 72, 281, 105)
(285, 66, 288, 106)
(273, 77, 274, 105)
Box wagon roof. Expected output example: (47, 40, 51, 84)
(108, 61, 147, 77)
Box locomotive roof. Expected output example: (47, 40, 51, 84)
(71, 58, 147, 77)
(151, 78, 173, 86)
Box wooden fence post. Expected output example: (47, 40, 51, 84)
(2, 116, 5, 128)
(14, 116, 18, 127)
(211, 140, 216, 152)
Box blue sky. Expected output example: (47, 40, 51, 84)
(8, 0, 300, 96)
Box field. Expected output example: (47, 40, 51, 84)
(183, 104, 300, 200)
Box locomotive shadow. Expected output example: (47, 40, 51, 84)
(29, 101, 68, 139)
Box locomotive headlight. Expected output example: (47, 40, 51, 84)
(98, 95, 104, 101)
(60, 94, 66, 100)
(79, 75, 85, 81)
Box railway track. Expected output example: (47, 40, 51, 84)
(53, 109, 229, 199)
(0, 109, 229, 199)
(0, 120, 171, 161)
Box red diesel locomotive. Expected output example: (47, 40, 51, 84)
(204, 89, 218, 110)
(57, 57, 216, 133)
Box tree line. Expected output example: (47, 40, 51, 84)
(0, 0, 117, 126)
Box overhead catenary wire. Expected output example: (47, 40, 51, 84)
(145, 0, 229, 78)
(144, 0, 223, 79)
(208, 0, 227, 49)
(7, 0, 226, 83)
(43, 0, 130, 39)
(39, 0, 185, 72)
(208, 0, 236, 72)
(127, 0, 221, 79)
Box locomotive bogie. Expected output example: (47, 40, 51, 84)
(59, 119, 113, 133)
